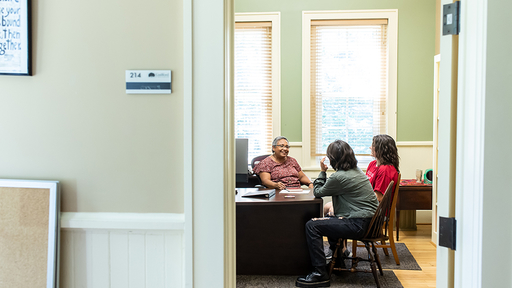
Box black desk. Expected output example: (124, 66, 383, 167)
(236, 188, 323, 275)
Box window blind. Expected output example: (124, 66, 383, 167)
(310, 19, 388, 156)
(235, 22, 273, 162)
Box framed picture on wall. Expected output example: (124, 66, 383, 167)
(0, 0, 31, 76)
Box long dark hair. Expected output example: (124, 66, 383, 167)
(372, 134, 400, 172)
(326, 140, 358, 171)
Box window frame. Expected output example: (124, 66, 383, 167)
(301, 10, 398, 169)
(235, 12, 281, 161)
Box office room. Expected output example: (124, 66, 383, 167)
(234, 0, 436, 287)
(232, 0, 512, 287)
(0, 0, 511, 287)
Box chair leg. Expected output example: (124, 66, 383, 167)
(328, 256, 336, 276)
(381, 225, 389, 256)
(351, 239, 358, 268)
(364, 242, 381, 288)
(381, 239, 389, 256)
(388, 232, 400, 265)
(328, 239, 342, 276)
(371, 242, 384, 276)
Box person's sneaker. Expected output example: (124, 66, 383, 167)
(343, 249, 352, 259)
(325, 248, 333, 260)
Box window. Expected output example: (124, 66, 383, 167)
(302, 10, 397, 168)
(235, 13, 280, 163)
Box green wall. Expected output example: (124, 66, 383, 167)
(235, 0, 436, 142)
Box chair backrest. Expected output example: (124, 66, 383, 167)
(362, 180, 394, 240)
(386, 173, 401, 235)
(251, 154, 270, 171)
(250, 155, 271, 187)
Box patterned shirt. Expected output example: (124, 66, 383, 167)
(253, 156, 302, 188)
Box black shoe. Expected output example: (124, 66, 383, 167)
(296, 266, 330, 287)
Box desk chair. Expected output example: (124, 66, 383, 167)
(329, 181, 394, 288)
(351, 174, 401, 265)
(250, 154, 270, 187)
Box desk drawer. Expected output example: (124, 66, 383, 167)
(397, 188, 432, 210)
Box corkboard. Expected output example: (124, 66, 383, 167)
(0, 180, 59, 288)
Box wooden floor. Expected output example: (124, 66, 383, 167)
(392, 224, 436, 288)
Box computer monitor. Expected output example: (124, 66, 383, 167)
(235, 138, 249, 183)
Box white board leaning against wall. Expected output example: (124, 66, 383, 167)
(0, 179, 59, 288)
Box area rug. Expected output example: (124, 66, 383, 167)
(237, 270, 403, 288)
(324, 241, 421, 270)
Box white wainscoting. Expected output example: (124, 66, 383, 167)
(60, 213, 185, 288)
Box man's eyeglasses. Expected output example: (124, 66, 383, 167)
(275, 144, 290, 149)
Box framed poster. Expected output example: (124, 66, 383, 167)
(0, 179, 60, 287)
(0, 0, 31, 75)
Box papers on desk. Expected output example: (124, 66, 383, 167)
(281, 188, 309, 194)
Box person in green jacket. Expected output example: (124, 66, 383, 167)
(296, 140, 379, 288)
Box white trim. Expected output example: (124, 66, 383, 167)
(183, 0, 193, 287)
(60, 212, 185, 231)
(454, 0, 487, 287)
(436, 1, 458, 285)
(225, 2, 236, 287)
(301, 10, 398, 168)
(289, 141, 302, 147)
(432, 54, 440, 245)
(396, 141, 434, 147)
(188, 0, 232, 286)
(235, 12, 282, 139)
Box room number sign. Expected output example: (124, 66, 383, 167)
(125, 70, 172, 94)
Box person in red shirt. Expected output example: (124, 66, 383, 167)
(366, 134, 400, 202)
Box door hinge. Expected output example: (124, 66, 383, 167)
(443, 1, 461, 35)
(439, 216, 456, 250)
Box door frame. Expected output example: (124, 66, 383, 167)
(184, 0, 489, 287)
(437, 0, 487, 287)
(453, 0, 487, 287)
(183, 0, 236, 287)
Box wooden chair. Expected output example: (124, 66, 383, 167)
(352, 173, 401, 265)
(328, 181, 395, 288)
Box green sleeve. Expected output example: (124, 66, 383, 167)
(313, 171, 342, 198)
